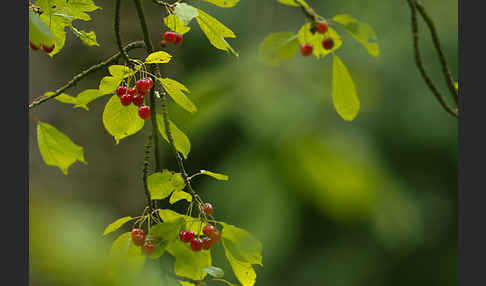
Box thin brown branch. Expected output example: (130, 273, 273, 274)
(28, 41, 145, 110)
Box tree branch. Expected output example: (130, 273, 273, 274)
(28, 41, 145, 110)
(414, 0, 458, 105)
(406, 0, 458, 118)
(114, 0, 132, 64)
(142, 135, 154, 211)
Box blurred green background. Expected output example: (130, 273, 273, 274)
(29, 0, 458, 285)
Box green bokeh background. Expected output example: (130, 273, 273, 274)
(29, 0, 458, 285)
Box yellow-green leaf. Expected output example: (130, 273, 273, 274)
(147, 170, 185, 200)
(99, 76, 123, 95)
(164, 14, 191, 35)
(52, 89, 103, 111)
(108, 232, 146, 282)
(54, 93, 78, 105)
(258, 32, 299, 66)
(297, 23, 342, 59)
(29, 11, 55, 47)
(455, 81, 458, 91)
(224, 250, 256, 286)
(166, 240, 211, 281)
(145, 51, 172, 64)
(102, 94, 145, 144)
(169, 190, 193, 204)
(109, 65, 136, 78)
(220, 222, 263, 265)
(201, 0, 240, 8)
(158, 209, 210, 234)
(103, 216, 134, 236)
(200, 170, 229, 181)
(332, 54, 360, 121)
(333, 14, 379, 57)
(156, 115, 191, 159)
(70, 26, 99, 46)
(277, 0, 309, 8)
(174, 3, 199, 25)
(196, 9, 238, 57)
(158, 78, 197, 113)
(37, 121, 86, 175)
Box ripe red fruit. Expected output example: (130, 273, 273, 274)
(164, 31, 177, 43)
(209, 230, 221, 243)
(202, 203, 214, 215)
(300, 44, 313, 57)
(322, 38, 334, 50)
(142, 241, 155, 255)
(120, 94, 132, 106)
(179, 230, 195, 243)
(145, 77, 154, 89)
(41, 44, 55, 53)
(315, 21, 329, 34)
(132, 95, 145, 106)
(174, 33, 183, 44)
(29, 42, 39, 51)
(116, 86, 127, 97)
(127, 88, 137, 96)
(203, 225, 216, 237)
(138, 106, 151, 119)
(202, 237, 213, 250)
(136, 79, 150, 94)
(131, 229, 146, 246)
(190, 239, 203, 251)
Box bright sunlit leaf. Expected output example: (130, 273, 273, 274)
(333, 14, 379, 57)
(174, 3, 199, 25)
(158, 78, 197, 113)
(196, 9, 238, 57)
(258, 32, 299, 66)
(170, 190, 193, 204)
(200, 170, 229, 181)
(297, 23, 342, 59)
(147, 170, 185, 200)
(201, 0, 240, 8)
(156, 115, 191, 159)
(164, 14, 191, 35)
(103, 216, 134, 236)
(102, 95, 145, 144)
(332, 54, 360, 121)
(277, 0, 309, 8)
(145, 51, 172, 64)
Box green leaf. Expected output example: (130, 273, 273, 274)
(196, 9, 238, 57)
(108, 65, 136, 78)
(174, 3, 199, 25)
(258, 32, 299, 66)
(201, 0, 240, 8)
(102, 94, 145, 144)
(333, 14, 379, 57)
(145, 218, 185, 259)
(29, 11, 55, 47)
(145, 51, 172, 64)
(37, 121, 86, 175)
(99, 76, 123, 95)
(220, 223, 262, 286)
(147, 170, 186, 200)
(103, 216, 134, 236)
(200, 170, 229, 181)
(277, 0, 309, 8)
(158, 78, 197, 113)
(51, 89, 103, 110)
(166, 240, 212, 281)
(108, 232, 146, 282)
(157, 209, 210, 235)
(156, 115, 191, 159)
(220, 223, 262, 265)
(202, 266, 225, 278)
(169, 190, 193, 204)
(332, 54, 360, 121)
(70, 26, 99, 46)
(164, 14, 191, 35)
(297, 23, 342, 59)
(455, 81, 458, 91)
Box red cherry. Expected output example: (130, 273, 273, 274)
(179, 230, 195, 243)
(315, 22, 329, 34)
(174, 33, 183, 44)
(145, 77, 154, 89)
(164, 31, 177, 43)
(132, 95, 145, 106)
(300, 44, 313, 57)
(136, 79, 150, 94)
(127, 88, 137, 96)
(120, 94, 132, 106)
(202, 203, 214, 215)
(41, 44, 55, 53)
(29, 42, 39, 51)
(202, 237, 213, 250)
(322, 38, 334, 50)
(131, 229, 146, 246)
(203, 225, 216, 237)
(209, 230, 221, 243)
(190, 239, 203, 251)
(116, 86, 127, 97)
(142, 241, 155, 255)
(138, 106, 151, 119)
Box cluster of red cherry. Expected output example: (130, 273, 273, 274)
(179, 203, 222, 252)
(131, 228, 155, 255)
(300, 21, 335, 57)
(116, 77, 153, 119)
(162, 31, 183, 45)
(29, 41, 55, 54)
